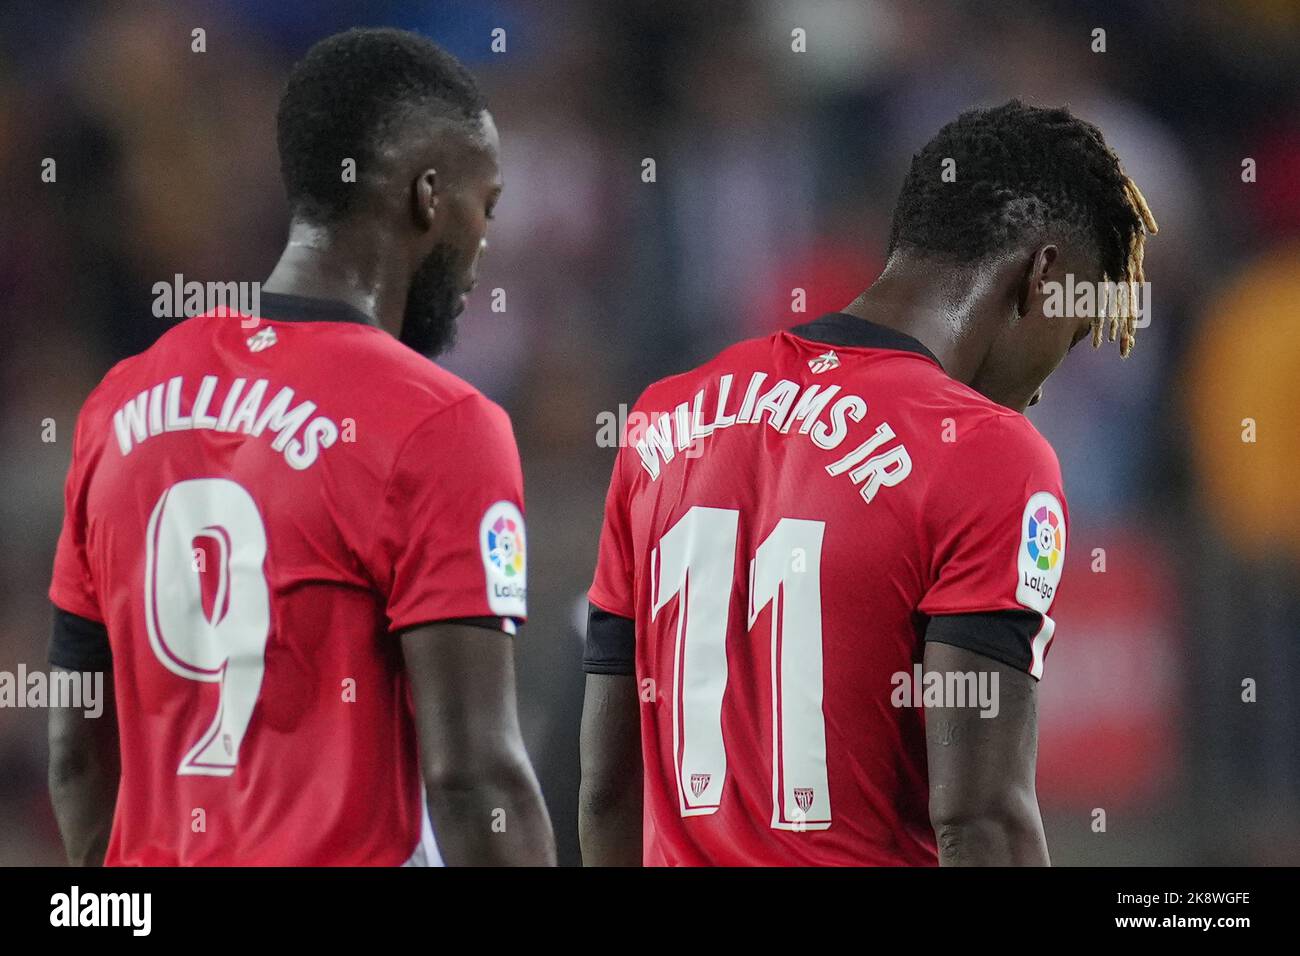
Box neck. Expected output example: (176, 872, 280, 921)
(841, 256, 1008, 386)
(263, 219, 410, 336)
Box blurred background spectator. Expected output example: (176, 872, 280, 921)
(1, 0, 1296, 865)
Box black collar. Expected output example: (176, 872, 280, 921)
(256, 292, 378, 327)
(789, 313, 940, 365)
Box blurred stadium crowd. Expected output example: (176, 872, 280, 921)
(1, 0, 1297, 865)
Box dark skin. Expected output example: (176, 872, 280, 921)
(579, 674, 642, 866)
(844, 243, 1099, 413)
(402, 624, 554, 866)
(262, 110, 503, 335)
(579, 242, 1096, 866)
(50, 107, 555, 866)
(923, 644, 1049, 865)
(48, 669, 118, 866)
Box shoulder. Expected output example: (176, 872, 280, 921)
(380, 358, 516, 470)
(75, 347, 154, 435)
(332, 326, 492, 416)
(926, 378, 1061, 480)
(280, 323, 513, 443)
(973, 410, 1059, 477)
(915, 385, 1065, 539)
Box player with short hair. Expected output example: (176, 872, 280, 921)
(580, 100, 1156, 866)
(48, 28, 555, 866)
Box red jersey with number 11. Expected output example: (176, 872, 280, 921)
(589, 313, 1067, 866)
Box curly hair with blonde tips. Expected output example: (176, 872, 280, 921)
(887, 100, 1158, 356)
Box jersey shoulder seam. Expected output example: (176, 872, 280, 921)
(366, 390, 502, 579)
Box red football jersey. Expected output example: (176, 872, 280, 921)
(50, 294, 528, 866)
(589, 313, 1067, 866)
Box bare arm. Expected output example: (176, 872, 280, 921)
(48, 667, 119, 866)
(924, 641, 1049, 866)
(400, 622, 555, 866)
(579, 673, 642, 865)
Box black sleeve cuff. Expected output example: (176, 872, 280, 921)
(584, 604, 635, 675)
(923, 609, 1043, 676)
(50, 606, 112, 672)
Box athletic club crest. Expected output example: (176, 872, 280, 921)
(690, 773, 712, 798)
(246, 326, 277, 352)
(794, 787, 815, 812)
(808, 349, 840, 373)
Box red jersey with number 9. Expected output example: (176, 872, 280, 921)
(589, 313, 1067, 866)
(49, 296, 527, 866)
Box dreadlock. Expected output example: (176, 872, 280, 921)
(887, 100, 1158, 356)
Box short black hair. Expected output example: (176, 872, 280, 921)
(277, 28, 486, 224)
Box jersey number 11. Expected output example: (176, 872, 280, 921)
(651, 506, 831, 830)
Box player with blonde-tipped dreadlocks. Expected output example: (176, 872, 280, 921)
(581, 99, 1159, 869)
(853, 98, 1162, 411)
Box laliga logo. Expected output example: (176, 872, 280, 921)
(487, 516, 524, 578)
(1026, 504, 1062, 571)
(1021, 501, 1063, 603)
(480, 501, 527, 615)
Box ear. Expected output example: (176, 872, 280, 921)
(412, 168, 438, 230)
(1016, 244, 1058, 319)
